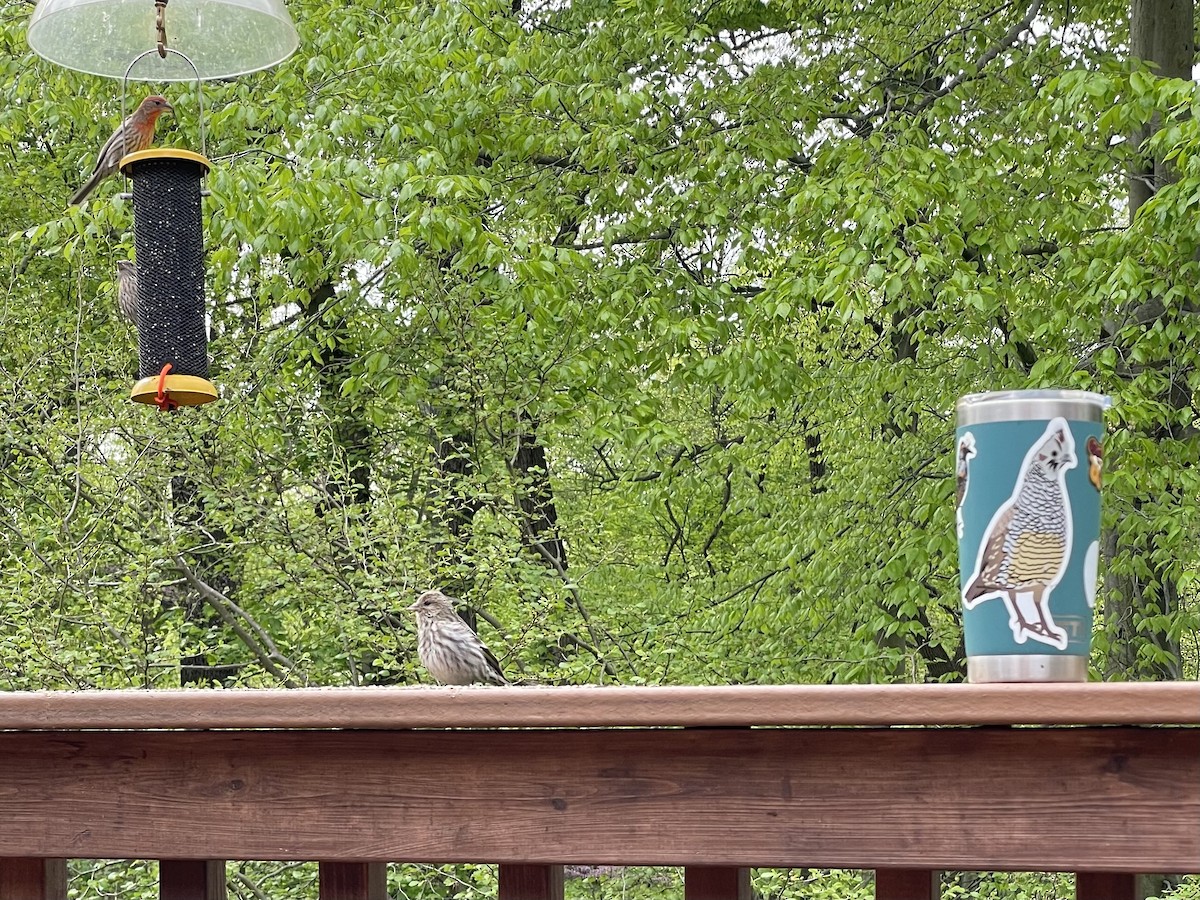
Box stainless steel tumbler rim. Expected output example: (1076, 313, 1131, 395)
(956, 389, 1111, 426)
(967, 654, 1088, 683)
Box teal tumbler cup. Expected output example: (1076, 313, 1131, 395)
(955, 390, 1110, 682)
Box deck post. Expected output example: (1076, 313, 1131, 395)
(158, 860, 225, 900)
(498, 864, 564, 900)
(1076, 872, 1138, 900)
(876, 869, 940, 899)
(0, 859, 67, 900)
(684, 866, 752, 899)
(317, 862, 387, 899)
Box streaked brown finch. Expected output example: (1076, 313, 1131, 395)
(408, 589, 509, 686)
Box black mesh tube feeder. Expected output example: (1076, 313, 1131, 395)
(121, 148, 217, 410)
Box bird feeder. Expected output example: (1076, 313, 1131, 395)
(27, 0, 298, 82)
(123, 148, 217, 409)
(29, 0, 298, 410)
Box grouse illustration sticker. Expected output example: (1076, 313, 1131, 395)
(962, 417, 1076, 650)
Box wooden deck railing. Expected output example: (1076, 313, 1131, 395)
(0, 683, 1197, 899)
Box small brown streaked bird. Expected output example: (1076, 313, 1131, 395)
(408, 589, 509, 686)
(70, 95, 173, 206)
(116, 260, 139, 327)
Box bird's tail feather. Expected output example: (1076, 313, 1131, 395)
(69, 171, 104, 206)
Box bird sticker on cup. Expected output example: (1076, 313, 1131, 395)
(955, 390, 1110, 683)
(963, 418, 1076, 651)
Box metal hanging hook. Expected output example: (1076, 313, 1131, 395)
(155, 0, 168, 59)
(122, 46, 206, 160)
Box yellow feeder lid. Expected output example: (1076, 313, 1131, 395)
(131, 374, 218, 408)
(120, 148, 211, 176)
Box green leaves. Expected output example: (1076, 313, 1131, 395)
(1, 0, 1197, 697)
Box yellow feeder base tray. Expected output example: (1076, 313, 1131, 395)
(131, 374, 218, 407)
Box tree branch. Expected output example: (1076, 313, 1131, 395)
(865, 0, 1044, 120)
(591, 437, 746, 485)
(571, 230, 675, 252)
(518, 526, 624, 680)
(173, 556, 302, 688)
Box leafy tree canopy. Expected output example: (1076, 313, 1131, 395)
(0, 0, 1197, 692)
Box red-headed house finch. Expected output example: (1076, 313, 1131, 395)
(408, 589, 509, 685)
(116, 260, 139, 327)
(69, 95, 173, 206)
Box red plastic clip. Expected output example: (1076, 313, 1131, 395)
(155, 363, 178, 412)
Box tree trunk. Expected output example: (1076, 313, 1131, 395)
(302, 279, 372, 514)
(511, 410, 568, 570)
(1128, 0, 1193, 216)
(170, 447, 240, 687)
(1104, 0, 1193, 683)
(876, 282, 965, 681)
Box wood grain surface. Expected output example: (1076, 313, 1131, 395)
(0, 726, 1194, 870)
(0, 683, 1196, 730)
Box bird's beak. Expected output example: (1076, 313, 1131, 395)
(163, 101, 175, 116)
(406, 600, 420, 612)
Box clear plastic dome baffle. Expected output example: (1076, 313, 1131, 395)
(28, 0, 298, 81)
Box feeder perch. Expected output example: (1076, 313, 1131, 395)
(27, 0, 298, 82)
(123, 148, 217, 409)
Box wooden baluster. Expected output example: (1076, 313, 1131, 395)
(498, 864, 564, 900)
(875, 869, 940, 900)
(0, 859, 67, 900)
(683, 866, 751, 900)
(317, 862, 387, 900)
(1076, 872, 1138, 900)
(158, 860, 225, 900)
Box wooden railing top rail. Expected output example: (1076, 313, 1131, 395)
(1, 681, 1197, 730)
(2, 682, 1198, 871)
